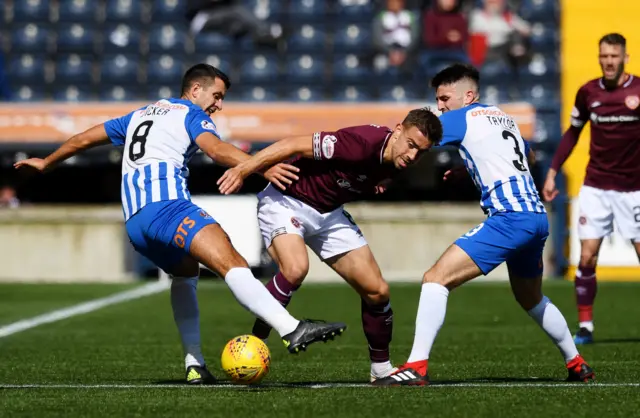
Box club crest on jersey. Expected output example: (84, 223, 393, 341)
(201, 120, 217, 131)
(579, 216, 587, 225)
(625, 95, 640, 110)
(321, 135, 337, 159)
(290, 217, 302, 228)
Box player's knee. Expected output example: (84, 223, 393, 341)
(279, 263, 309, 286)
(363, 279, 390, 305)
(422, 269, 451, 288)
(579, 252, 598, 268)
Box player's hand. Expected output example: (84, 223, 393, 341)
(14, 158, 48, 174)
(263, 163, 300, 191)
(217, 166, 246, 195)
(443, 166, 467, 182)
(542, 176, 559, 201)
(375, 179, 392, 194)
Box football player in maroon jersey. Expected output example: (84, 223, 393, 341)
(218, 108, 443, 381)
(543, 33, 640, 344)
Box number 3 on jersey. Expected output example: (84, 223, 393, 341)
(502, 130, 526, 172)
(129, 121, 153, 162)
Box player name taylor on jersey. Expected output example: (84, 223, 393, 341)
(104, 98, 220, 220)
(440, 103, 546, 216)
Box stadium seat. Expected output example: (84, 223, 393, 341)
(334, 0, 374, 23)
(105, 0, 142, 22)
(12, 86, 46, 102)
(480, 85, 510, 105)
(235, 85, 279, 102)
(194, 32, 234, 53)
(52, 85, 93, 102)
(102, 24, 141, 54)
(13, 0, 50, 22)
(332, 54, 373, 84)
(148, 85, 179, 100)
(288, 0, 328, 22)
(377, 84, 424, 102)
(100, 85, 139, 101)
(56, 24, 96, 54)
(533, 113, 562, 145)
(519, 82, 561, 112)
(100, 54, 138, 84)
(58, 0, 96, 23)
(8, 55, 46, 85)
(55, 54, 93, 84)
(285, 85, 324, 102)
(147, 55, 184, 84)
(242, 0, 285, 21)
(285, 54, 324, 83)
(519, 0, 559, 22)
(333, 24, 371, 53)
(189, 53, 233, 73)
(521, 53, 559, 83)
(530, 23, 559, 52)
(332, 85, 373, 102)
(12, 24, 50, 53)
(239, 53, 279, 83)
(287, 24, 327, 53)
(148, 24, 188, 55)
(151, 0, 185, 22)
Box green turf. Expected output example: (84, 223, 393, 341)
(0, 280, 638, 417)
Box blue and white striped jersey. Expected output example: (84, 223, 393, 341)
(104, 98, 220, 221)
(439, 103, 546, 216)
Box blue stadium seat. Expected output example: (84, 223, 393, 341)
(332, 54, 373, 83)
(332, 85, 373, 102)
(194, 32, 234, 53)
(377, 84, 423, 102)
(480, 85, 510, 105)
(334, 0, 374, 23)
(520, 82, 561, 112)
(58, 0, 96, 22)
(13, 0, 50, 22)
(235, 85, 279, 102)
(534, 113, 562, 145)
(242, 0, 285, 21)
(333, 24, 371, 52)
(239, 53, 279, 83)
(288, 0, 328, 22)
(287, 24, 327, 53)
(148, 85, 178, 100)
(480, 60, 512, 80)
(521, 53, 559, 83)
(102, 24, 141, 54)
(147, 55, 183, 84)
(148, 24, 187, 55)
(519, 0, 559, 22)
(286, 85, 324, 102)
(189, 53, 233, 73)
(12, 86, 46, 102)
(285, 54, 324, 83)
(52, 85, 93, 102)
(100, 85, 139, 101)
(55, 54, 93, 84)
(105, 0, 141, 22)
(8, 55, 46, 84)
(56, 24, 95, 54)
(152, 0, 185, 22)
(100, 54, 138, 84)
(12, 24, 50, 53)
(530, 23, 559, 52)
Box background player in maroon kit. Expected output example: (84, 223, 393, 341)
(543, 33, 640, 344)
(218, 108, 443, 381)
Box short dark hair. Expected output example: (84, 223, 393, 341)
(180, 64, 231, 95)
(599, 33, 626, 49)
(402, 107, 443, 145)
(430, 63, 480, 90)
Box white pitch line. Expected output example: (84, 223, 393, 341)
(0, 383, 638, 389)
(0, 282, 169, 339)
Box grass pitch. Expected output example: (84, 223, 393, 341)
(0, 280, 638, 417)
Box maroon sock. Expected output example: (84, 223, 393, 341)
(361, 298, 393, 363)
(252, 272, 299, 339)
(575, 265, 597, 322)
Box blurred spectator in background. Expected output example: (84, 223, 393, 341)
(373, 0, 420, 70)
(422, 0, 469, 68)
(186, 0, 283, 46)
(0, 185, 20, 209)
(468, 0, 531, 73)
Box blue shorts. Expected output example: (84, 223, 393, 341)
(455, 212, 549, 278)
(125, 199, 217, 273)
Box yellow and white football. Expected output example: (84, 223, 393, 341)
(221, 334, 271, 385)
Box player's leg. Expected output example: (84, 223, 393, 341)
(324, 245, 395, 381)
(573, 186, 612, 343)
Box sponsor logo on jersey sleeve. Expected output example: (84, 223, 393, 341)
(321, 135, 337, 159)
(201, 120, 217, 131)
(312, 133, 322, 160)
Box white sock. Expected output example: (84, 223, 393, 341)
(371, 361, 395, 378)
(225, 268, 299, 336)
(407, 283, 450, 363)
(170, 276, 205, 369)
(579, 321, 594, 332)
(527, 295, 579, 363)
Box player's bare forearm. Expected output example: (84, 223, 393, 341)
(44, 124, 111, 169)
(236, 135, 311, 177)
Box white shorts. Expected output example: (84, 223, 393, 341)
(257, 184, 368, 260)
(577, 185, 640, 241)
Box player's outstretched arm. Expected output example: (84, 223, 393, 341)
(217, 135, 311, 195)
(543, 125, 583, 201)
(14, 124, 111, 173)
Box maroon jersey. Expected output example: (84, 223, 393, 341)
(283, 125, 397, 213)
(569, 75, 640, 191)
